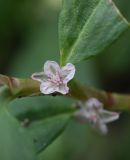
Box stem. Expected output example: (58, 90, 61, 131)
(0, 74, 130, 111)
(0, 75, 40, 99)
(69, 80, 130, 111)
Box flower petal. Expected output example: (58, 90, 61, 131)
(86, 98, 103, 109)
(99, 110, 120, 123)
(94, 121, 108, 135)
(56, 84, 69, 94)
(62, 63, 76, 83)
(44, 61, 61, 76)
(40, 81, 58, 94)
(31, 72, 48, 82)
(74, 109, 90, 124)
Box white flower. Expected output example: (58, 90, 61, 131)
(31, 61, 75, 95)
(75, 98, 120, 135)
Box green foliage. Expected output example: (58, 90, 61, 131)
(28, 114, 70, 153)
(0, 104, 36, 160)
(59, 0, 129, 65)
(0, 0, 130, 159)
(9, 97, 74, 156)
(0, 93, 73, 160)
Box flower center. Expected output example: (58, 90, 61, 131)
(47, 71, 63, 85)
(89, 113, 97, 123)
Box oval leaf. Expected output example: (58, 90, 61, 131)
(9, 97, 74, 153)
(59, 0, 130, 64)
(27, 114, 70, 153)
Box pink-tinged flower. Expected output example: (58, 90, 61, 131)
(31, 61, 75, 95)
(75, 98, 120, 135)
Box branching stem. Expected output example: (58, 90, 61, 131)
(0, 74, 130, 111)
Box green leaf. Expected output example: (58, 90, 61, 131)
(9, 97, 74, 121)
(0, 107, 37, 160)
(27, 114, 70, 153)
(59, 0, 130, 64)
(9, 97, 74, 153)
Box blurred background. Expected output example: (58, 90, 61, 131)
(1, 0, 130, 159)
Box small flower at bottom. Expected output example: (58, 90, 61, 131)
(31, 61, 76, 95)
(75, 98, 120, 135)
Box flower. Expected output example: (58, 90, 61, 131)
(31, 61, 75, 95)
(75, 98, 120, 134)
